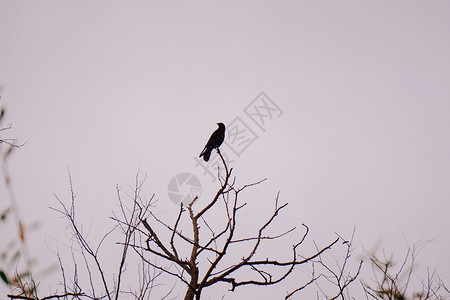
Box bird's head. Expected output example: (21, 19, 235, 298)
(217, 122, 225, 128)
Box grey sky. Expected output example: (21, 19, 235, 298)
(1, 1, 449, 298)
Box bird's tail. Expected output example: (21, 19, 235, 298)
(199, 147, 212, 162)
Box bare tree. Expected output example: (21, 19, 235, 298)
(129, 150, 338, 299)
(8, 173, 162, 300)
(361, 245, 449, 300)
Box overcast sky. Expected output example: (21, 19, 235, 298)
(1, 1, 449, 299)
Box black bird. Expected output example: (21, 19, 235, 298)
(199, 123, 225, 162)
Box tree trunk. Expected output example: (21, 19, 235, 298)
(184, 264, 199, 300)
(184, 277, 198, 300)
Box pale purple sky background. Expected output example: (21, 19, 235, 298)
(1, 1, 450, 299)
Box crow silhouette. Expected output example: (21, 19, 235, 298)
(199, 123, 225, 162)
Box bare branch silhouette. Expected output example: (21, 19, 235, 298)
(361, 244, 448, 300)
(134, 150, 338, 299)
